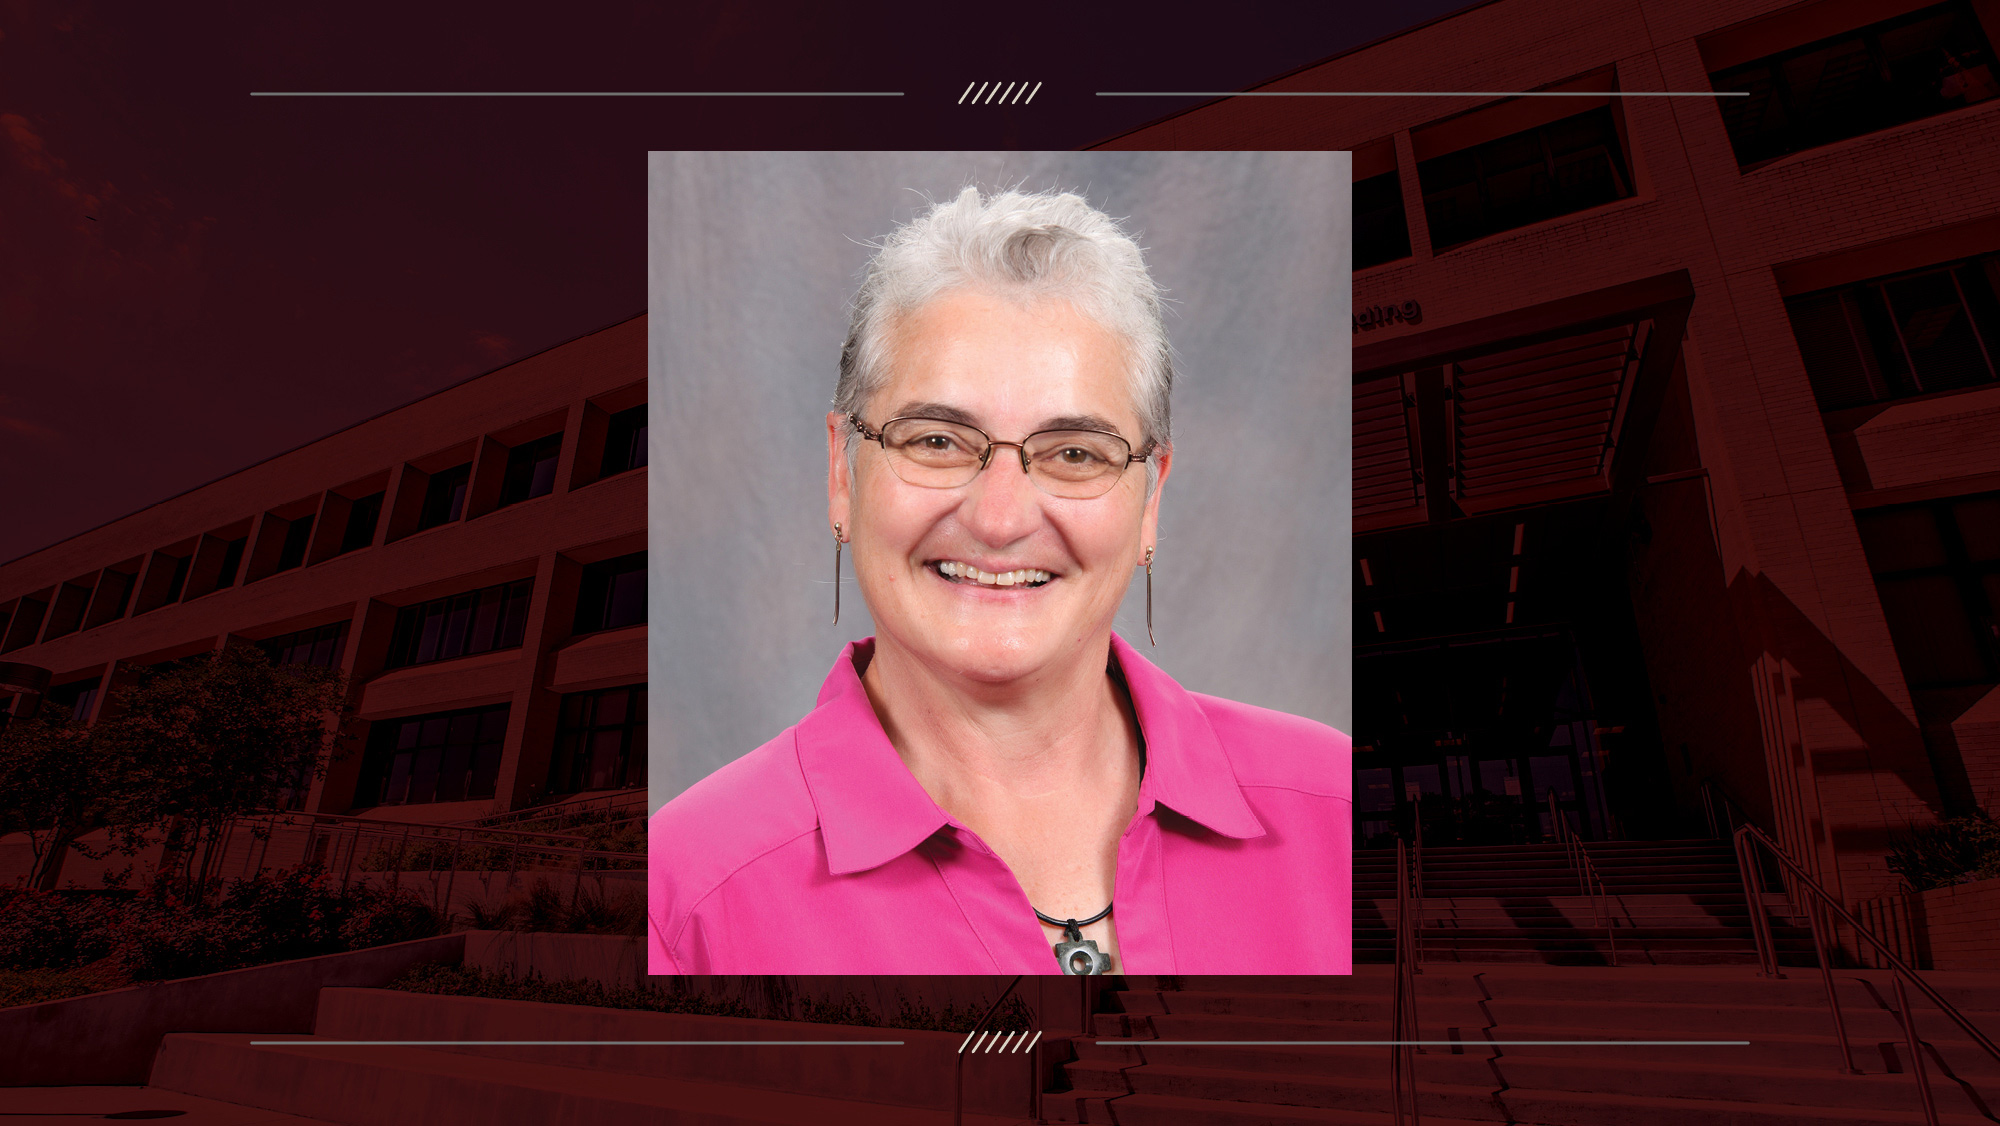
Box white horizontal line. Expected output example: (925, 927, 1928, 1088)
(249, 91, 905, 97)
(1097, 90, 1746, 97)
(1109, 1040, 1752, 1046)
(251, 1039, 907, 1046)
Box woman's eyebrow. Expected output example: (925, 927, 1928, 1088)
(889, 403, 1127, 437)
(1039, 413, 1123, 435)
(890, 401, 980, 426)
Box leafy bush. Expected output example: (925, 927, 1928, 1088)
(0, 961, 132, 1008)
(113, 898, 262, 981)
(1887, 812, 2000, 891)
(0, 892, 122, 970)
(391, 963, 758, 1018)
(339, 888, 446, 949)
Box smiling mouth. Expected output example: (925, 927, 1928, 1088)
(934, 560, 1055, 588)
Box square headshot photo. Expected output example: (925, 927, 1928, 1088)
(647, 151, 1351, 975)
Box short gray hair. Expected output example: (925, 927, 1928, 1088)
(835, 186, 1173, 455)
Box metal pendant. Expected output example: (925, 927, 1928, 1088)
(1053, 921, 1113, 975)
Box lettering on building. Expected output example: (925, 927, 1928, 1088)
(1354, 300, 1422, 332)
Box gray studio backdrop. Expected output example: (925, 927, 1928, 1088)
(648, 151, 1350, 811)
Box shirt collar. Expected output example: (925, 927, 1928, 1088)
(795, 635, 1266, 876)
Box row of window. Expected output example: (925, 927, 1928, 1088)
(1858, 491, 2000, 690)
(23, 550, 646, 733)
(0, 401, 647, 656)
(354, 682, 647, 807)
(1353, 0, 1996, 270)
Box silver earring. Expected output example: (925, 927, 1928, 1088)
(1144, 546, 1156, 646)
(832, 523, 844, 625)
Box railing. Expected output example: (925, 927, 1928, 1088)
(456, 787, 648, 831)
(954, 974, 1024, 1126)
(1700, 779, 1751, 840)
(1546, 791, 1618, 967)
(1391, 838, 1423, 1126)
(1735, 823, 2000, 1126)
(206, 809, 644, 920)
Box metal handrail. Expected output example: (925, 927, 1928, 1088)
(954, 974, 1024, 1126)
(1410, 793, 1425, 967)
(1547, 791, 1617, 967)
(1391, 838, 1423, 1126)
(1735, 823, 2000, 1125)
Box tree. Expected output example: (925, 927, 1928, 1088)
(0, 703, 131, 891)
(1, 646, 352, 892)
(104, 644, 352, 893)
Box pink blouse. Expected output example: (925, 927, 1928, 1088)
(647, 634, 1351, 974)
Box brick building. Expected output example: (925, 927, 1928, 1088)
(1105, 0, 2000, 902)
(0, 317, 648, 853)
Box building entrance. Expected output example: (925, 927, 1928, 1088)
(1355, 628, 1613, 847)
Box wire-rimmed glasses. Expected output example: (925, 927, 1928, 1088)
(849, 413, 1153, 500)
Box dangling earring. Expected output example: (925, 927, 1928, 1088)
(832, 523, 844, 625)
(1144, 545, 1156, 646)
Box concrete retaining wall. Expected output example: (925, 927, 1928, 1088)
(0, 932, 464, 1085)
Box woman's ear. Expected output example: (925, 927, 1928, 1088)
(1140, 441, 1172, 553)
(826, 410, 853, 535)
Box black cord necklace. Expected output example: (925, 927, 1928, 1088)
(1035, 902, 1114, 975)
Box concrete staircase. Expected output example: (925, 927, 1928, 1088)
(1355, 840, 1817, 965)
(146, 987, 1039, 1125)
(1043, 967, 2000, 1125)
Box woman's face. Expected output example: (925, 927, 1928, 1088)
(827, 288, 1170, 686)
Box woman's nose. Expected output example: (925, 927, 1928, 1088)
(959, 447, 1042, 544)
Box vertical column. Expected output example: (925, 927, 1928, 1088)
(492, 551, 585, 812)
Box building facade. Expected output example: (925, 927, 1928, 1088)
(0, 317, 648, 832)
(1106, 0, 2000, 902)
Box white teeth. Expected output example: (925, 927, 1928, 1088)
(936, 561, 1052, 586)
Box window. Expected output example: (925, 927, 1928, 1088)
(1711, 1, 1997, 168)
(548, 684, 646, 794)
(1856, 492, 2000, 688)
(1417, 106, 1633, 250)
(418, 464, 471, 530)
(385, 578, 533, 668)
(498, 434, 562, 507)
(275, 515, 314, 572)
(46, 679, 99, 724)
(574, 552, 646, 634)
(2, 598, 46, 652)
(1786, 253, 2000, 410)
(1354, 171, 1413, 269)
(261, 622, 347, 669)
(601, 405, 648, 477)
(215, 537, 247, 590)
(358, 703, 509, 806)
(339, 492, 384, 554)
(162, 554, 191, 604)
(41, 583, 92, 641)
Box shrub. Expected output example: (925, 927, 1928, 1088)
(114, 898, 260, 981)
(340, 886, 446, 949)
(0, 892, 121, 970)
(1887, 812, 2000, 891)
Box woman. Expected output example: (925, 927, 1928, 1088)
(648, 186, 1350, 974)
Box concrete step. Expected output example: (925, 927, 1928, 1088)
(1042, 1082, 1996, 1126)
(1041, 1086, 1493, 1125)
(151, 1033, 1034, 1126)
(1124, 967, 2000, 1011)
(1058, 1054, 1996, 1118)
(300, 987, 1033, 1115)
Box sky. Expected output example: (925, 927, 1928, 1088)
(0, 1, 1469, 563)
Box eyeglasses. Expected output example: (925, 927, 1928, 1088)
(849, 413, 1153, 500)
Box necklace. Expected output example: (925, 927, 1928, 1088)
(1034, 902, 1114, 975)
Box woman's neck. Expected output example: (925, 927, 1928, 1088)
(858, 632, 1141, 824)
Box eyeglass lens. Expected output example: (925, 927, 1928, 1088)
(875, 418, 1135, 499)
